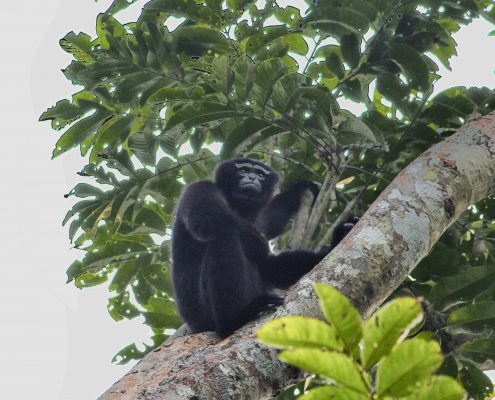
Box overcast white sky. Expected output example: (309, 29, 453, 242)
(0, 1, 494, 399)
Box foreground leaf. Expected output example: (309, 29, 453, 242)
(376, 339, 443, 398)
(314, 283, 362, 354)
(280, 349, 369, 395)
(415, 375, 466, 400)
(299, 385, 368, 400)
(361, 297, 423, 368)
(257, 316, 342, 351)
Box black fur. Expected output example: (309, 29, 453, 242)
(171, 158, 355, 337)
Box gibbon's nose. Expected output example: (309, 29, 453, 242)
(248, 172, 256, 180)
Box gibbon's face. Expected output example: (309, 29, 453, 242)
(235, 161, 271, 193)
(214, 158, 279, 205)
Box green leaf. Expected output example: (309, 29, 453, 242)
(59, 31, 95, 65)
(340, 33, 360, 69)
(274, 5, 302, 30)
(257, 316, 343, 351)
(244, 25, 289, 55)
(148, 86, 205, 103)
(340, 76, 370, 103)
(279, 349, 369, 395)
(415, 375, 465, 400)
(40, 95, 97, 130)
(52, 108, 113, 158)
(387, 42, 430, 91)
(236, 125, 287, 155)
(305, 5, 370, 37)
(232, 55, 257, 102)
(174, 25, 230, 56)
(105, 0, 140, 16)
(376, 339, 443, 397)
(166, 102, 240, 131)
(459, 361, 493, 400)
(460, 339, 495, 368)
(447, 302, 495, 334)
(142, 263, 173, 294)
(132, 207, 168, 235)
(68, 183, 105, 198)
(143, 311, 182, 329)
(430, 266, 495, 311)
(313, 283, 362, 354)
(144, 0, 223, 26)
(299, 386, 368, 400)
(438, 355, 460, 379)
(128, 130, 158, 166)
(337, 115, 381, 146)
(75, 271, 108, 288)
(361, 297, 423, 369)
(66, 260, 83, 283)
(325, 52, 345, 79)
(421, 88, 478, 125)
(96, 13, 127, 50)
(221, 118, 270, 158)
(376, 72, 410, 104)
(271, 72, 306, 113)
(252, 58, 286, 108)
(284, 34, 309, 55)
(108, 292, 141, 321)
(110, 260, 141, 292)
(112, 333, 167, 365)
(211, 55, 235, 97)
(91, 114, 135, 161)
(81, 233, 153, 274)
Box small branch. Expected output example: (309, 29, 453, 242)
(317, 191, 361, 251)
(287, 189, 315, 250)
(346, 165, 393, 184)
(303, 37, 322, 75)
(302, 170, 340, 247)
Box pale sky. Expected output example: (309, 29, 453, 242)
(1, 1, 494, 399)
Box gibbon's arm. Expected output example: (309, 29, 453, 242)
(176, 181, 237, 242)
(256, 182, 318, 240)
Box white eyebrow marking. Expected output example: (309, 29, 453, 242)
(235, 162, 253, 169)
(235, 162, 271, 174)
(253, 165, 271, 174)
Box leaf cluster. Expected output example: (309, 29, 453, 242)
(258, 283, 466, 400)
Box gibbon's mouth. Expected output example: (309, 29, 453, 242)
(239, 182, 261, 192)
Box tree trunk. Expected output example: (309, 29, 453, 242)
(99, 112, 495, 400)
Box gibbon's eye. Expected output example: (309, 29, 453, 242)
(239, 167, 248, 175)
(257, 172, 265, 180)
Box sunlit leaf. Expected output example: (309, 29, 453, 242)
(257, 316, 343, 351)
(314, 283, 362, 354)
(280, 349, 369, 395)
(361, 297, 423, 369)
(376, 339, 443, 397)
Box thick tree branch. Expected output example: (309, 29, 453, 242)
(99, 112, 495, 400)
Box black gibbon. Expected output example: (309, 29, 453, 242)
(171, 158, 356, 337)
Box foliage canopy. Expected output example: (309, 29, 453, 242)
(40, 0, 495, 398)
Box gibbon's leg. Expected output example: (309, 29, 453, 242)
(200, 233, 268, 337)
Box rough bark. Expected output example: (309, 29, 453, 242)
(99, 112, 495, 400)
